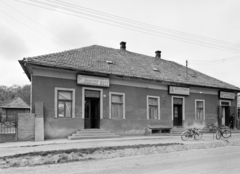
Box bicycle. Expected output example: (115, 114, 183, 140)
(181, 128, 203, 141)
(202, 124, 218, 133)
(215, 126, 231, 140)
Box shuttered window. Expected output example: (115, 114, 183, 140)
(110, 93, 125, 119)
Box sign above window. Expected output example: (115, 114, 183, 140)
(169, 86, 190, 95)
(77, 75, 109, 87)
(219, 91, 235, 100)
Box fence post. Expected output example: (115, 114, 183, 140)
(35, 102, 44, 141)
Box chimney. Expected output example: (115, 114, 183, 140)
(155, 50, 161, 58)
(120, 41, 126, 50)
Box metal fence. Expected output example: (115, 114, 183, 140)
(0, 114, 17, 134)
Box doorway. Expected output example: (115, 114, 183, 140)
(84, 90, 100, 129)
(173, 104, 183, 126)
(173, 97, 184, 127)
(219, 100, 233, 127)
(222, 106, 230, 126)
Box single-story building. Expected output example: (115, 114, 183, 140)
(19, 42, 240, 139)
(0, 97, 30, 122)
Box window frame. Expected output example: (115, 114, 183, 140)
(195, 99, 205, 120)
(55, 88, 75, 118)
(220, 100, 231, 106)
(171, 96, 185, 121)
(147, 95, 160, 120)
(109, 92, 125, 119)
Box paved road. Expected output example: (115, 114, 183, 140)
(1, 145, 240, 174)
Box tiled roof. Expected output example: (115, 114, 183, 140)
(0, 97, 30, 109)
(21, 45, 240, 91)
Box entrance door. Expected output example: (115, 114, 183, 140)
(84, 90, 100, 129)
(219, 101, 231, 127)
(173, 104, 183, 127)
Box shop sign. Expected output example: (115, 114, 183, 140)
(77, 75, 109, 87)
(169, 86, 190, 95)
(219, 91, 235, 100)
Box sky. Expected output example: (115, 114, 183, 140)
(0, 0, 240, 87)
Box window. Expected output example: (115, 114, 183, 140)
(55, 88, 75, 118)
(109, 92, 125, 119)
(220, 101, 231, 106)
(147, 96, 160, 120)
(195, 100, 205, 120)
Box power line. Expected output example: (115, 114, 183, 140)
(39, 0, 240, 51)
(0, 0, 75, 47)
(0, 9, 67, 48)
(16, 0, 240, 53)
(190, 55, 240, 65)
(50, 0, 240, 48)
(29, 0, 240, 53)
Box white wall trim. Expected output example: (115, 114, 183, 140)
(171, 96, 185, 120)
(147, 95, 161, 120)
(219, 100, 231, 106)
(109, 92, 126, 119)
(54, 87, 75, 118)
(82, 87, 103, 119)
(195, 99, 205, 120)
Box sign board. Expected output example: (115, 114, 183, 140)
(219, 91, 235, 100)
(169, 86, 190, 95)
(77, 75, 109, 87)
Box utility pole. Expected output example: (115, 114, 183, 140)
(186, 60, 188, 80)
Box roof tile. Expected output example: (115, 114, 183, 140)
(22, 45, 240, 91)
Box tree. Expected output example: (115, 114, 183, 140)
(0, 85, 30, 105)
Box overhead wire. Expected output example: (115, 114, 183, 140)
(15, 0, 240, 53)
(0, 9, 68, 48)
(190, 55, 240, 65)
(29, 0, 240, 53)
(50, 0, 240, 48)
(0, 0, 75, 47)
(31, 0, 240, 52)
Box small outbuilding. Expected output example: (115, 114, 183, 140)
(0, 97, 30, 122)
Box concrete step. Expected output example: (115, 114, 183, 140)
(171, 128, 186, 135)
(76, 130, 111, 134)
(68, 129, 119, 140)
(68, 134, 120, 140)
(71, 133, 117, 137)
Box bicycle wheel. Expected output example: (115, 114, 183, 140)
(202, 127, 210, 133)
(222, 130, 231, 138)
(211, 126, 218, 133)
(216, 130, 222, 140)
(181, 131, 190, 141)
(194, 131, 203, 140)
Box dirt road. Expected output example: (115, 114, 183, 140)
(1, 145, 240, 174)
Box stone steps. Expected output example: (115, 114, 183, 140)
(68, 129, 120, 140)
(171, 128, 186, 136)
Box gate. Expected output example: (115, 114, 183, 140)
(0, 114, 17, 143)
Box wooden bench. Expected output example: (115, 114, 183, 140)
(145, 125, 173, 135)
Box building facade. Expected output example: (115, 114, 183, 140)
(19, 42, 240, 139)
